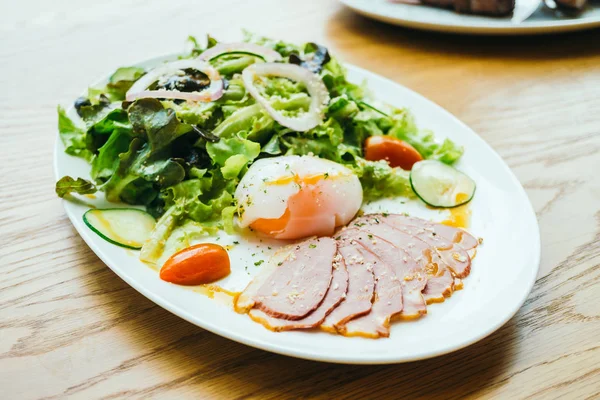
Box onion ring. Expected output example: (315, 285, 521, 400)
(126, 59, 223, 102)
(242, 63, 329, 132)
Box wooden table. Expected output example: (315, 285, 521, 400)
(2, 0, 599, 398)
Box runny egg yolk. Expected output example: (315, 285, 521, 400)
(249, 173, 332, 236)
(250, 208, 292, 235)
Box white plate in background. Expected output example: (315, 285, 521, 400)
(341, 0, 600, 34)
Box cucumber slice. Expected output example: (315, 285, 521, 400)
(83, 208, 156, 249)
(209, 51, 267, 62)
(410, 160, 475, 208)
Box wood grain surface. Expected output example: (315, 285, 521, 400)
(1, 0, 599, 398)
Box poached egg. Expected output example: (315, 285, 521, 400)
(235, 155, 362, 239)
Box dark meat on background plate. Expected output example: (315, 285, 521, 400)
(454, 0, 515, 15)
(394, 0, 516, 16)
(554, 0, 587, 9)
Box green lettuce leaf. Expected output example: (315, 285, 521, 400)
(139, 167, 237, 265)
(100, 136, 186, 204)
(354, 159, 413, 201)
(85, 67, 145, 104)
(163, 100, 220, 126)
(58, 106, 93, 161)
(91, 128, 132, 181)
(55, 176, 97, 198)
(206, 136, 261, 179)
(85, 108, 131, 155)
(138, 158, 186, 188)
(320, 57, 364, 99)
(282, 117, 356, 163)
(101, 138, 147, 202)
(129, 98, 192, 154)
(187, 34, 218, 58)
(105, 67, 145, 101)
(261, 134, 282, 155)
(75, 94, 112, 122)
(211, 103, 272, 140)
(160, 168, 235, 223)
(243, 30, 301, 56)
(327, 95, 359, 120)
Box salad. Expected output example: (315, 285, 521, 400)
(55, 32, 470, 269)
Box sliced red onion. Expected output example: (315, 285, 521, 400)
(198, 42, 283, 62)
(125, 59, 223, 102)
(242, 63, 330, 132)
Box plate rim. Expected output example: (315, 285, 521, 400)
(54, 58, 541, 364)
(340, 0, 600, 35)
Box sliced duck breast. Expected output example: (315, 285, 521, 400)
(239, 237, 337, 320)
(375, 214, 479, 251)
(321, 241, 376, 331)
(347, 227, 428, 318)
(355, 214, 475, 278)
(248, 253, 349, 331)
(238, 213, 480, 338)
(235, 246, 292, 314)
(382, 215, 474, 278)
(422, 268, 455, 303)
(336, 231, 403, 337)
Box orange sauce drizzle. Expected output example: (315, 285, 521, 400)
(195, 285, 240, 307)
(442, 193, 472, 228)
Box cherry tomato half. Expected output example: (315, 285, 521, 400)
(364, 136, 423, 170)
(160, 243, 231, 286)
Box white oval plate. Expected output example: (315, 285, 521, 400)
(341, 0, 600, 35)
(55, 57, 540, 364)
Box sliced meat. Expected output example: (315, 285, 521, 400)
(392, 223, 472, 278)
(394, 0, 515, 16)
(252, 237, 337, 320)
(422, 268, 455, 304)
(555, 0, 587, 9)
(339, 240, 403, 338)
(355, 214, 476, 278)
(321, 242, 375, 331)
(373, 214, 479, 251)
(437, 247, 471, 278)
(421, 0, 455, 8)
(347, 227, 428, 318)
(395, 0, 515, 15)
(248, 254, 349, 331)
(454, 0, 515, 15)
(376, 215, 473, 278)
(454, 277, 464, 290)
(235, 246, 292, 313)
(382, 220, 460, 299)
